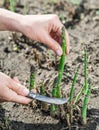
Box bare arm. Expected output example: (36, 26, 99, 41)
(0, 8, 23, 32)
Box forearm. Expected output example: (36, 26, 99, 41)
(0, 8, 23, 32)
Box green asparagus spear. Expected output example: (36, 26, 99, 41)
(82, 84, 91, 125)
(51, 86, 57, 111)
(40, 84, 45, 95)
(84, 48, 88, 93)
(74, 48, 88, 104)
(9, 0, 16, 12)
(56, 26, 67, 98)
(29, 73, 35, 91)
(69, 65, 80, 102)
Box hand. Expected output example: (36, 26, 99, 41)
(0, 9, 70, 56)
(0, 72, 32, 104)
(20, 14, 70, 56)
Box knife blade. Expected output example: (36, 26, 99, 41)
(28, 91, 69, 105)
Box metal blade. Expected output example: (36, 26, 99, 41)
(28, 91, 69, 105)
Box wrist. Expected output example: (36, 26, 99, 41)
(0, 8, 24, 32)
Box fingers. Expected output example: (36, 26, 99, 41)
(43, 32, 63, 56)
(44, 30, 70, 56)
(51, 17, 70, 55)
(6, 77, 37, 104)
(0, 72, 37, 104)
(0, 87, 32, 104)
(13, 77, 20, 83)
(9, 88, 36, 104)
(14, 96, 32, 104)
(9, 79, 29, 96)
(8, 77, 37, 104)
(12, 95, 32, 104)
(7, 89, 32, 104)
(65, 30, 70, 54)
(56, 26, 70, 54)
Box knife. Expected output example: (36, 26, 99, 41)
(28, 91, 69, 105)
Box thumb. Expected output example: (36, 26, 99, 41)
(43, 33, 62, 56)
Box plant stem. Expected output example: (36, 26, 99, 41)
(56, 26, 66, 98)
(69, 65, 79, 123)
(40, 84, 45, 95)
(29, 73, 35, 91)
(82, 84, 91, 125)
(82, 47, 90, 125)
(9, 0, 16, 12)
(74, 48, 88, 104)
(84, 47, 88, 94)
(69, 65, 80, 102)
(51, 86, 57, 111)
(40, 83, 48, 111)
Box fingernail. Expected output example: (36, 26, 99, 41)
(56, 49, 62, 56)
(23, 88, 29, 95)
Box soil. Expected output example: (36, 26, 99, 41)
(0, 0, 99, 130)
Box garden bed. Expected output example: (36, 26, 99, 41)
(0, 0, 99, 130)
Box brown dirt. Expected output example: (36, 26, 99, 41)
(0, 0, 99, 130)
